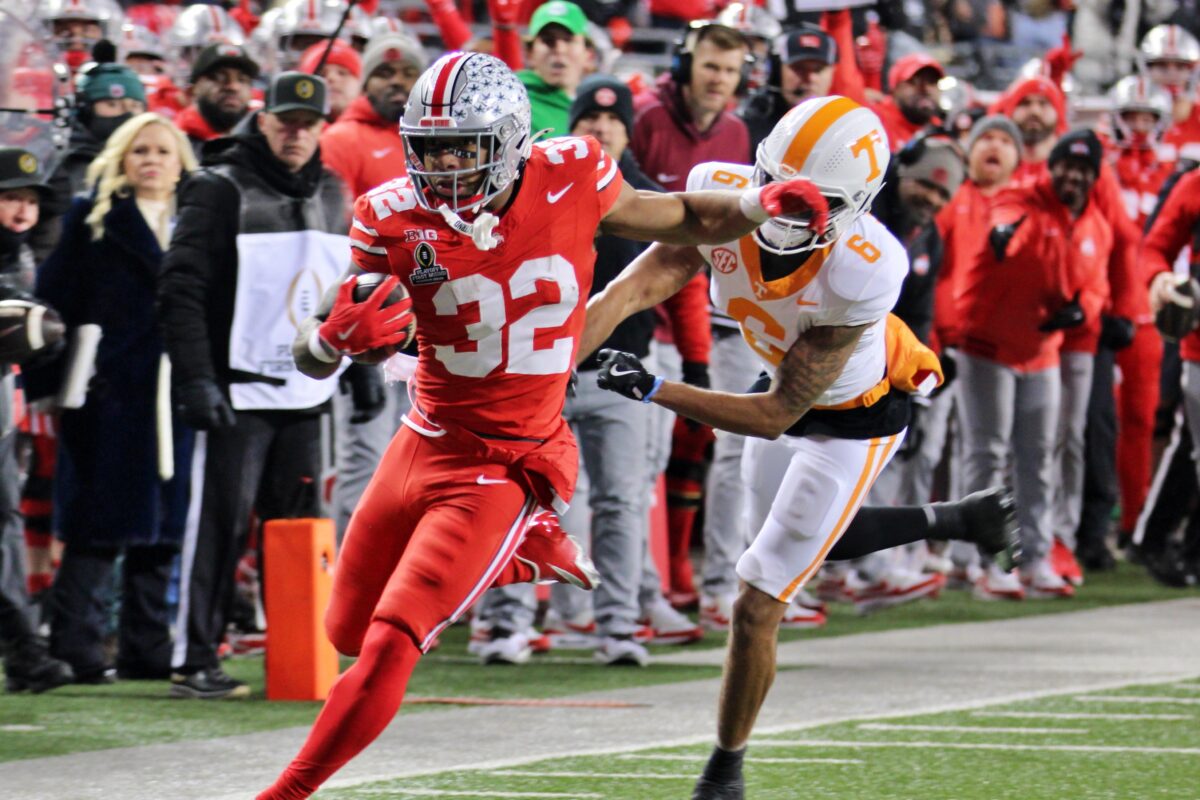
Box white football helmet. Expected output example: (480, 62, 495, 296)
(1109, 75, 1172, 147)
(1140, 24, 1200, 65)
(401, 52, 532, 215)
(275, 0, 352, 67)
(754, 95, 889, 255)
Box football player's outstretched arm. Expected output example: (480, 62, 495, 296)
(599, 178, 827, 246)
(599, 322, 867, 440)
(579, 242, 707, 364)
(292, 265, 363, 380)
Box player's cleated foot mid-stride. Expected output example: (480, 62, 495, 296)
(692, 776, 745, 800)
(933, 487, 1022, 572)
(513, 510, 601, 591)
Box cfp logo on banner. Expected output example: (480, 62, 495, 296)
(286, 268, 326, 330)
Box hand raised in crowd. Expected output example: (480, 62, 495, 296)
(317, 274, 415, 356)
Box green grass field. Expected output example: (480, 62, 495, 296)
(318, 678, 1200, 800)
(0, 563, 1191, 765)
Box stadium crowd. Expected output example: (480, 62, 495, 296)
(0, 0, 1199, 701)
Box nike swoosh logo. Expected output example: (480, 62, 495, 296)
(372, 147, 393, 158)
(476, 474, 508, 485)
(335, 322, 360, 341)
(656, 173, 678, 183)
(608, 366, 639, 377)
(546, 183, 574, 204)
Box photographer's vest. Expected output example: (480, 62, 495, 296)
(211, 162, 349, 411)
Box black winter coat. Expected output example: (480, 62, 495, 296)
(872, 165, 944, 344)
(34, 194, 194, 546)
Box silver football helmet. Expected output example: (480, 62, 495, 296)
(1109, 75, 1172, 147)
(38, 0, 123, 59)
(167, 4, 245, 86)
(716, 2, 782, 44)
(1140, 24, 1200, 64)
(275, 0, 351, 67)
(401, 52, 532, 215)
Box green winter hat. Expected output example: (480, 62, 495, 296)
(76, 63, 146, 105)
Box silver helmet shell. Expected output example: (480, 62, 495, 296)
(1140, 24, 1200, 64)
(1109, 75, 1172, 147)
(401, 52, 532, 214)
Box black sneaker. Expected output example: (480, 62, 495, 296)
(169, 667, 250, 699)
(935, 488, 1021, 571)
(692, 776, 745, 800)
(4, 638, 75, 694)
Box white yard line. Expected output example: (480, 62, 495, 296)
(973, 711, 1192, 721)
(489, 771, 691, 780)
(618, 754, 864, 765)
(0, 725, 44, 732)
(856, 723, 1089, 735)
(362, 791, 602, 799)
(1075, 695, 1200, 706)
(754, 740, 1200, 755)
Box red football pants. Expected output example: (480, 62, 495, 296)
(260, 425, 545, 800)
(325, 424, 541, 656)
(1115, 323, 1162, 533)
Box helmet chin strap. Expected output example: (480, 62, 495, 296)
(438, 205, 501, 251)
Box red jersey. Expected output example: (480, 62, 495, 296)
(1142, 169, 1200, 362)
(1161, 104, 1200, 163)
(349, 136, 623, 440)
(1110, 145, 1176, 230)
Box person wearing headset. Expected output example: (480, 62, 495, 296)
(739, 26, 837, 151)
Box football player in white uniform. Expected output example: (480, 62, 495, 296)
(581, 95, 1019, 799)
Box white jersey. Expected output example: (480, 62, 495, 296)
(689, 162, 908, 408)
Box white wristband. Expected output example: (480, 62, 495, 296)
(308, 327, 341, 364)
(739, 186, 770, 224)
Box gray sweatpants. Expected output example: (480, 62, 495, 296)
(331, 380, 411, 543)
(957, 352, 1060, 564)
(700, 331, 763, 597)
(1053, 351, 1094, 550)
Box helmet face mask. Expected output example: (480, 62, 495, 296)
(752, 96, 889, 256)
(1109, 76, 1171, 148)
(401, 53, 532, 215)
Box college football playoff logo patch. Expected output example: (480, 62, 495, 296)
(409, 242, 450, 285)
(17, 154, 37, 174)
(296, 79, 315, 100)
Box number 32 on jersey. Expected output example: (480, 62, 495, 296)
(432, 255, 579, 378)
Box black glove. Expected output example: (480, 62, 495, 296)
(931, 350, 956, 398)
(1038, 291, 1085, 332)
(341, 363, 386, 424)
(681, 360, 710, 389)
(988, 215, 1026, 261)
(1099, 315, 1135, 350)
(567, 369, 578, 398)
(175, 378, 235, 430)
(596, 349, 662, 402)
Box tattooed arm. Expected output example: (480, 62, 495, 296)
(645, 323, 867, 440)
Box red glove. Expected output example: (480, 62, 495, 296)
(488, 0, 522, 27)
(1045, 33, 1082, 86)
(317, 275, 415, 356)
(744, 179, 830, 236)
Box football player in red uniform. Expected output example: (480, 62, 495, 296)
(256, 52, 831, 800)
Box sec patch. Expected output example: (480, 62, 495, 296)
(711, 248, 738, 274)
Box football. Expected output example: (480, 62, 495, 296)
(349, 273, 416, 364)
(0, 298, 65, 365)
(1154, 275, 1200, 342)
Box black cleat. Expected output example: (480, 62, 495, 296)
(935, 488, 1022, 572)
(169, 667, 250, 699)
(692, 776, 745, 800)
(4, 638, 75, 694)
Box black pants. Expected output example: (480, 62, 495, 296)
(1137, 410, 1200, 557)
(173, 409, 323, 673)
(1077, 346, 1119, 551)
(49, 543, 176, 675)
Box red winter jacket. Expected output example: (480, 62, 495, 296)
(957, 176, 1110, 370)
(319, 95, 409, 199)
(934, 180, 1004, 351)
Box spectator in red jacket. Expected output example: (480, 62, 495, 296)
(990, 76, 1068, 181)
(957, 130, 1111, 603)
(299, 41, 363, 122)
(174, 44, 260, 158)
(319, 34, 428, 200)
(873, 53, 944, 150)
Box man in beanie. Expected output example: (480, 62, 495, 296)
(158, 72, 347, 699)
(519, 1, 591, 137)
(740, 26, 837, 150)
(319, 33, 428, 547)
(175, 44, 261, 159)
(0, 148, 75, 695)
(320, 33, 427, 199)
(299, 41, 362, 122)
(49, 63, 147, 197)
(955, 128, 1111, 603)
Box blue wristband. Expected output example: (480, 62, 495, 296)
(641, 376, 665, 403)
